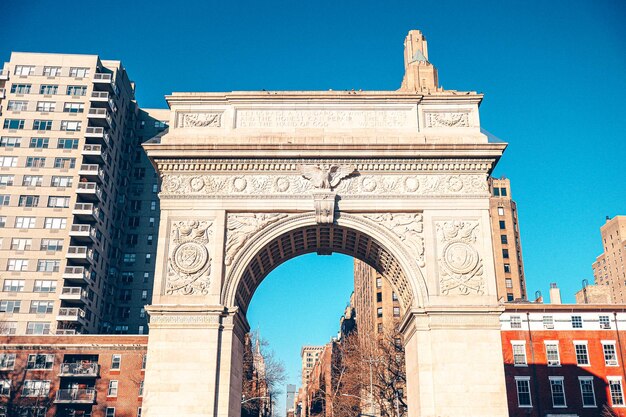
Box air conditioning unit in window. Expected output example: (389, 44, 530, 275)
(548, 360, 560, 366)
(607, 359, 618, 366)
(601, 323, 611, 329)
(544, 323, 554, 329)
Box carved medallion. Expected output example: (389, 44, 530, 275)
(171, 242, 208, 275)
(167, 220, 213, 295)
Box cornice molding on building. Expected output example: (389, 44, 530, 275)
(503, 303, 626, 313)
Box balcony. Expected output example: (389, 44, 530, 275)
(66, 246, 94, 264)
(56, 307, 87, 323)
(72, 203, 99, 222)
(89, 91, 109, 102)
(85, 127, 110, 146)
(0, 88, 5, 99)
(0, 69, 8, 80)
(54, 388, 96, 404)
(69, 224, 97, 242)
(78, 164, 104, 183)
(59, 287, 89, 304)
(93, 73, 112, 83)
(81, 144, 107, 164)
(63, 266, 90, 284)
(59, 362, 99, 378)
(76, 182, 102, 201)
(55, 329, 78, 336)
(87, 108, 112, 127)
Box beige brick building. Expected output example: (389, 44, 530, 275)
(488, 177, 526, 301)
(0, 53, 168, 336)
(592, 216, 626, 302)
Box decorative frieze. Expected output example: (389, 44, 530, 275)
(363, 213, 425, 267)
(435, 220, 484, 296)
(166, 220, 213, 295)
(176, 112, 222, 128)
(424, 111, 471, 128)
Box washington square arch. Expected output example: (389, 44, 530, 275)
(141, 30, 510, 417)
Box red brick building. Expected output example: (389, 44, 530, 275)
(0, 335, 147, 417)
(502, 304, 626, 417)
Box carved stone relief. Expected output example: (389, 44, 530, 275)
(224, 213, 289, 266)
(300, 164, 356, 190)
(176, 112, 222, 128)
(167, 220, 213, 295)
(435, 220, 484, 295)
(424, 111, 470, 128)
(364, 213, 425, 267)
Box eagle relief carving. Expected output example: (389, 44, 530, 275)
(167, 220, 213, 295)
(299, 164, 357, 190)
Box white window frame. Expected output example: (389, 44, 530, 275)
(0, 354, 16, 370)
(108, 380, 118, 397)
(578, 376, 596, 408)
(574, 341, 590, 366)
(511, 341, 527, 366)
(602, 341, 619, 366)
(111, 354, 122, 370)
(609, 376, 625, 407)
(105, 407, 116, 417)
(0, 380, 10, 396)
(544, 340, 560, 367)
(549, 376, 566, 408)
(514, 376, 532, 408)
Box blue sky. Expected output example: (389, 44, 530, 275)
(2, 0, 626, 413)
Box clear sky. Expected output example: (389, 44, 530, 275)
(2, 0, 626, 414)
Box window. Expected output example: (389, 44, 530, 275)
(150, 201, 157, 211)
(0, 195, 9, 206)
(29, 137, 49, 148)
(10, 84, 31, 94)
(60, 120, 82, 131)
(574, 342, 590, 366)
(111, 354, 122, 370)
(108, 380, 119, 396)
(0, 217, 5, 228)
(142, 354, 147, 369)
(0, 300, 21, 313)
(141, 290, 148, 300)
(32, 120, 53, 131)
(377, 323, 383, 333)
(393, 306, 400, 317)
(600, 315, 611, 329)
(499, 220, 506, 230)
(0, 322, 16, 335)
(53, 157, 75, 168)
(376, 277, 382, 288)
(18, 195, 39, 207)
(4, 119, 25, 129)
(22, 380, 50, 396)
(377, 307, 383, 318)
(143, 272, 150, 283)
(15, 217, 36, 229)
(26, 354, 54, 369)
(510, 316, 521, 329)
(7, 259, 29, 271)
(106, 407, 116, 417)
(139, 380, 144, 396)
(26, 156, 46, 168)
(14, 65, 34, 76)
(542, 315, 554, 329)
(545, 342, 560, 366)
(572, 315, 583, 328)
(500, 187, 508, 196)
(36, 101, 55, 112)
(26, 322, 50, 335)
(133, 168, 146, 179)
(63, 102, 84, 113)
(505, 278, 513, 289)
(152, 184, 158, 193)
(610, 377, 625, 406)
(16, 407, 47, 417)
(37, 260, 60, 272)
(22, 175, 42, 186)
(500, 235, 508, 244)
(44, 218, 66, 229)
(603, 342, 619, 366)
(147, 235, 153, 245)
(579, 377, 596, 407)
(33, 280, 56, 293)
(11, 238, 32, 250)
(40, 239, 63, 251)
(0, 354, 15, 370)
(0, 380, 9, 396)
(515, 377, 532, 407)
(43, 66, 61, 76)
(8, 100, 28, 111)
(69, 67, 90, 77)
(140, 307, 146, 318)
(549, 377, 566, 407)
(123, 253, 136, 264)
(149, 217, 155, 227)
(138, 407, 142, 417)
(0, 157, 18, 167)
(0, 137, 21, 148)
(66, 85, 87, 96)
(51, 176, 73, 187)
(47, 196, 70, 208)
(3, 280, 25, 292)
(28, 300, 54, 315)
(39, 84, 58, 95)
(502, 249, 510, 259)
(512, 342, 527, 366)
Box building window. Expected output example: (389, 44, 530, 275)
(60, 120, 82, 131)
(15, 217, 36, 229)
(57, 138, 79, 149)
(36, 101, 55, 112)
(493, 187, 500, 197)
(392, 291, 398, 301)
(499, 220, 506, 230)
(139, 380, 144, 396)
(138, 407, 142, 417)
(542, 315, 554, 329)
(47, 196, 70, 208)
(26, 354, 54, 370)
(502, 249, 510, 259)
(507, 293, 514, 301)
(0, 137, 20, 148)
(32, 120, 53, 131)
(152, 184, 158, 193)
(4, 119, 25, 129)
(0, 380, 9, 396)
(0, 354, 16, 370)
(33, 280, 56, 293)
(10, 84, 31, 94)
(578, 377, 596, 407)
(3, 280, 25, 292)
(7, 259, 29, 271)
(39, 84, 58, 95)
(377, 323, 383, 333)
(393, 307, 400, 317)
(150, 201, 157, 211)
(574, 342, 590, 366)
(377, 307, 383, 318)
(22, 175, 42, 186)
(69, 67, 90, 77)
(29, 301, 54, 314)
(0, 195, 9, 206)
(147, 235, 153, 245)
(609, 378, 625, 406)
(18, 195, 39, 207)
(572, 316, 583, 328)
(500, 235, 508, 244)
(0, 322, 16, 335)
(26, 322, 50, 335)
(510, 316, 521, 329)
(0, 157, 17, 167)
(108, 380, 118, 397)
(26, 156, 46, 168)
(22, 380, 50, 397)
(141, 290, 148, 300)
(505, 278, 513, 288)
(545, 342, 560, 366)
(142, 354, 147, 370)
(145, 254, 152, 264)
(512, 342, 527, 366)
(43, 66, 61, 76)
(51, 176, 73, 187)
(140, 308, 146, 318)
(549, 377, 566, 407)
(515, 377, 532, 407)
(111, 354, 122, 370)
(0, 300, 21, 313)
(8, 100, 29, 111)
(66, 85, 87, 96)
(106, 407, 116, 417)
(14, 65, 34, 76)
(376, 277, 382, 288)
(29, 137, 49, 148)
(376, 292, 382, 302)
(603, 342, 619, 366)
(600, 315, 611, 329)
(44, 217, 66, 229)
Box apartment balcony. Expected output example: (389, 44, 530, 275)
(89, 91, 109, 102)
(0, 69, 8, 81)
(76, 182, 102, 202)
(63, 266, 90, 284)
(56, 307, 87, 324)
(54, 388, 96, 404)
(73, 203, 99, 222)
(69, 224, 97, 242)
(81, 144, 107, 164)
(85, 127, 110, 146)
(66, 246, 94, 264)
(93, 73, 112, 83)
(55, 329, 78, 336)
(59, 362, 99, 378)
(87, 108, 112, 127)
(0, 88, 5, 99)
(59, 287, 89, 304)
(78, 164, 104, 183)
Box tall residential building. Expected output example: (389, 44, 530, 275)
(0, 53, 167, 336)
(592, 216, 626, 303)
(488, 177, 527, 301)
(286, 383, 297, 417)
(300, 346, 324, 386)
